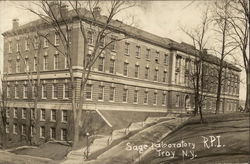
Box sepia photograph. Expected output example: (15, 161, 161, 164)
(0, 0, 249, 164)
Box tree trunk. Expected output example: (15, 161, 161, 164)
(245, 68, 250, 112)
(199, 106, 203, 123)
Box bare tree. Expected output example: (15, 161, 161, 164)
(24, 0, 136, 147)
(211, 0, 239, 114)
(228, 0, 249, 112)
(180, 7, 210, 122)
(16, 32, 43, 145)
(0, 72, 9, 148)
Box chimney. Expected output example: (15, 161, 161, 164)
(93, 6, 101, 17)
(12, 18, 19, 30)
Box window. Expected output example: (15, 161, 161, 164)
(31, 108, 35, 120)
(123, 62, 128, 76)
(133, 90, 138, 103)
(42, 84, 47, 99)
(14, 108, 18, 118)
(65, 56, 69, 69)
(16, 59, 20, 73)
(32, 85, 37, 99)
(6, 108, 10, 118)
(25, 39, 29, 51)
(44, 38, 49, 47)
(175, 72, 179, 84)
(145, 67, 149, 79)
(155, 51, 160, 59)
(7, 85, 10, 98)
(153, 92, 157, 105)
(163, 71, 167, 83)
(109, 87, 115, 102)
(63, 82, 69, 99)
(40, 109, 46, 121)
(175, 95, 180, 107)
(62, 110, 67, 122)
(50, 127, 56, 139)
(144, 91, 148, 104)
(61, 128, 67, 141)
(24, 58, 29, 72)
(87, 31, 93, 45)
(51, 109, 56, 121)
(14, 85, 18, 99)
(40, 126, 45, 138)
(125, 42, 129, 55)
(98, 85, 104, 101)
(23, 84, 27, 99)
(66, 30, 72, 44)
(162, 93, 166, 106)
(21, 124, 26, 135)
(176, 56, 181, 69)
(109, 59, 115, 74)
(33, 58, 37, 71)
(86, 84, 92, 100)
(146, 49, 150, 60)
(43, 55, 48, 71)
(22, 108, 26, 119)
(110, 36, 116, 51)
(8, 41, 12, 53)
(13, 123, 18, 134)
(34, 37, 38, 49)
(31, 125, 34, 137)
(135, 65, 139, 78)
(122, 88, 128, 102)
(5, 122, 9, 134)
(154, 69, 158, 81)
(52, 83, 58, 99)
(54, 53, 59, 70)
(136, 46, 140, 57)
(16, 42, 20, 52)
(99, 36, 105, 47)
(8, 60, 12, 73)
(164, 54, 168, 64)
(55, 32, 59, 45)
(98, 57, 104, 72)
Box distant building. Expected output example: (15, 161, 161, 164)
(1, 4, 240, 145)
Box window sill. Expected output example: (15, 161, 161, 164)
(40, 119, 46, 122)
(50, 120, 56, 122)
(62, 121, 67, 123)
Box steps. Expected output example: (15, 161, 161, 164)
(65, 115, 180, 161)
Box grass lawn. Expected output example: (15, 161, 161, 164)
(10, 142, 71, 161)
(140, 113, 250, 164)
(0, 150, 57, 164)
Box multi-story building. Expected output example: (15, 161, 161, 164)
(1, 5, 240, 145)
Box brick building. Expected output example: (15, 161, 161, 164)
(1, 5, 240, 145)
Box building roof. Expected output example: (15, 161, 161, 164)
(2, 7, 241, 72)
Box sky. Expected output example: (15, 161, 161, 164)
(0, 1, 247, 100)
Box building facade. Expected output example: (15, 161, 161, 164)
(1, 6, 240, 145)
